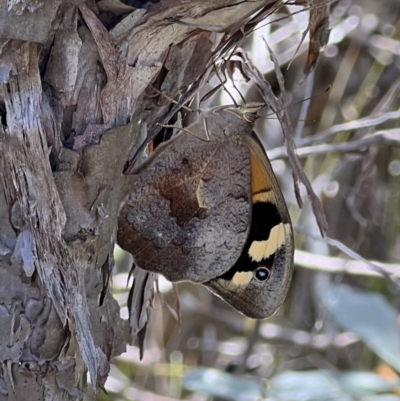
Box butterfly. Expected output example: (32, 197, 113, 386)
(117, 104, 294, 319)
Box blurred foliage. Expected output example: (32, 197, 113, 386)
(87, 0, 400, 400)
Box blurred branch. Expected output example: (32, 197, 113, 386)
(296, 227, 400, 285)
(269, 105, 400, 160)
(260, 323, 359, 350)
(295, 249, 400, 278)
(270, 128, 400, 159)
(303, 110, 400, 145)
(119, 383, 181, 401)
(299, 78, 400, 145)
(294, 70, 315, 141)
(180, 292, 246, 332)
(234, 320, 262, 374)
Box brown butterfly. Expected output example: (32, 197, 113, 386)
(117, 104, 294, 319)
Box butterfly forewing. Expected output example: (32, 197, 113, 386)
(205, 134, 294, 319)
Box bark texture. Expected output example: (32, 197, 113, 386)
(0, 0, 285, 399)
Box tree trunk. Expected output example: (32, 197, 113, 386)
(0, 0, 282, 399)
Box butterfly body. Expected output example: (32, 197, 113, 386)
(117, 105, 294, 318)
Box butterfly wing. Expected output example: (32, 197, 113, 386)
(205, 134, 294, 319)
(117, 131, 252, 283)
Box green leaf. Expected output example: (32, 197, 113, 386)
(323, 284, 400, 372)
(270, 371, 400, 401)
(183, 369, 400, 401)
(182, 368, 264, 401)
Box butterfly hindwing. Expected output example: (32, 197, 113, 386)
(117, 114, 253, 283)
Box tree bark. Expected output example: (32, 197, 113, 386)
(0, 0, 282, 399)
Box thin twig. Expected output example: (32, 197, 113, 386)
(295, 226, 400, 287)
(295, 249, 400, 278)
(269, 129, 400, 160)
(298, 109, 400, 147)
(260, 323, 359, 350)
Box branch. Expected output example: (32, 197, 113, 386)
(295, 227, 400, 286)
(269, 129, 400, 160)
(295, 250, 400, 278)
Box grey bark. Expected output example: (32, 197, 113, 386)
(0, 0, 279, 399)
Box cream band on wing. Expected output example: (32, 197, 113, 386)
(252, 191, 274, 204)
(248, 223, 290, 262)
(231, 271, 253, 287)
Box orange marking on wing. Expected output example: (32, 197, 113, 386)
(250, 153, 274, 203)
